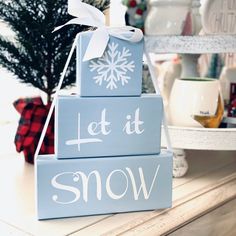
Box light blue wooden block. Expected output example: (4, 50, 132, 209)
(36, 150, 173, 220)
(55, 94, 163, 159)
(77, 31, 143, 97)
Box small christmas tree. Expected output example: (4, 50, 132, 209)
(0, 0, 110, 103)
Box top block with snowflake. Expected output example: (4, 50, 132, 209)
(77, 32, 143, 97)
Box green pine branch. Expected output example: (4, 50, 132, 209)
(0, 0, 110, 103)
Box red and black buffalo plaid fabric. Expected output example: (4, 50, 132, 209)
(13, 97, 54, 164)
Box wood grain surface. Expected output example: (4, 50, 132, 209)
(170, 198, 236, 236)
(0, 130, 236, 236)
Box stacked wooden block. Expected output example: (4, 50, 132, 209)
(36, 32, 173, 220)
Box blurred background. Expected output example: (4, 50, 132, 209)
(1, 0, 236, 156)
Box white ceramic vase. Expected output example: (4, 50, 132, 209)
(201, 0, 236, 34)
(168, 78, 224, 128)
(145, 0, 192, 35)
(191, 0, 202, 34)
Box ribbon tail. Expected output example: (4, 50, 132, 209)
(68, 0, 105, 24)
(53, 18, 102, 33)
(53, 0, 105, 33)
(83, 28, 109, 61)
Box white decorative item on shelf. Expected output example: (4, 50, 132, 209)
(172, 149, 188, 178)
(220, 66, 236, 103)
(201, 0, 236, 34)
(145, 0, 192, 35)
(168, 78, 224, 128)
(191, 0, 202, 35)
(157, 59, 181, 106)
(180, 54, 200, 77)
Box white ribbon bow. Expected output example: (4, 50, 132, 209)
(53, 0, 143, 61)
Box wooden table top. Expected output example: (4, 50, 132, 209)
(0, 148, 236, 236)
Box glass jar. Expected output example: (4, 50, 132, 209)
(145, 0, 192, 35)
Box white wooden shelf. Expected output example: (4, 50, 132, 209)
(145, 35, 236, 152)
(145, 35, 236, 54)
(161, 126, 236, 151)
(145, 35, 236, 176)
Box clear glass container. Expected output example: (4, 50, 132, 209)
(145, 0, 192, 35)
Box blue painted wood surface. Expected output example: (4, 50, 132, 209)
(36, 150, 173, 220)
(55, 94, 163, 159)
(77, 32, 143, 97)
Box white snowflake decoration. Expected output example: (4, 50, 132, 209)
(89, 42, 135, 90)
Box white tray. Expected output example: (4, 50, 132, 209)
(145, 35, 236, 54)
(161, 126, 236, 150)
